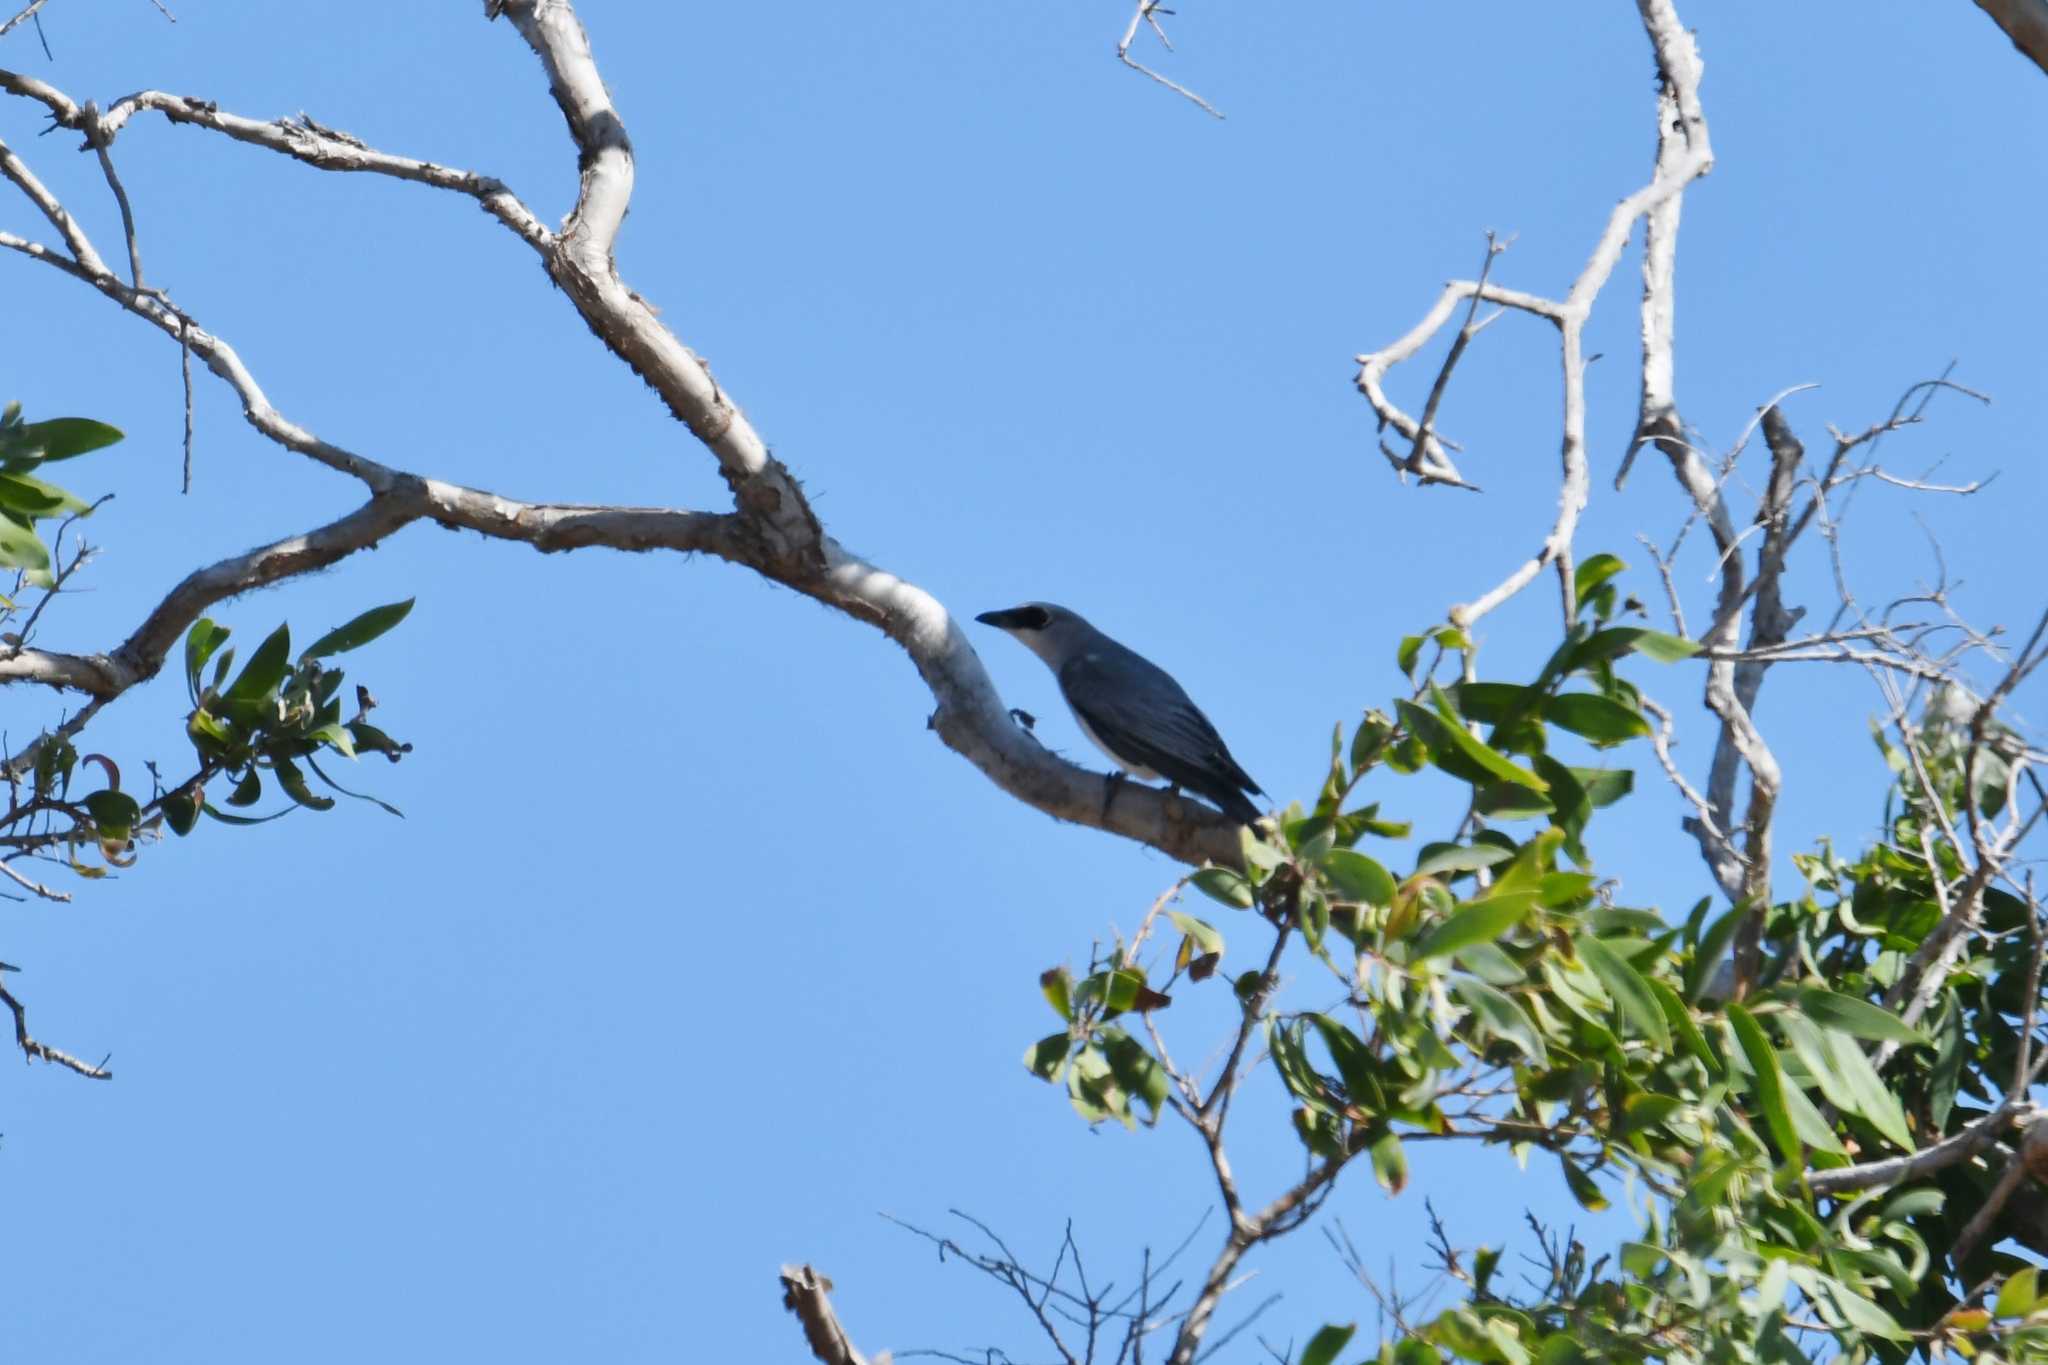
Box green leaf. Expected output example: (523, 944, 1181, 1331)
(160, 789, 200, 836)
(1568, 625, 1700, 669)
(1572, 766, 1633, 808)
(1624, 1093, 1685, 1132)
(1415, 898, 1531, 960)
(309, 722, 357, 758)
(273, 756, 336, 811)
(1414, 842, 1515, 877)
(0, 518, 50, 577)
(1167, 911, 1223, 959)
(1778, 1073, 1845, 1154)
(82, 788, 139, 836)
(1473, 782, 1557, 821)
(1369, 1132, 1407, 1195)
(1040, 967, 1073, 1022)
(184, 619, 229, 696)
(1024, 1033, 1069, 1081)
(1396, 634, 1425, 678)
(1805, 1269, 1909, 1341)
(1685, 905, 1743, 1003)
(1728, 1002, 1801, 1168)
(1076, 968, 1146, 1018)
(1998, 1267, 2042, 1319)
(1067, 1045, 1120, 1125)
(1323, 849, 1396, 906)
(1454, 941, 1527, 986)
(1823, 1025, 1914, 1150)
(1309, 1014, 1386, 1112)
(224, 623, 292, 705)
(1778, 1010, 1855, 1112)
(226, 768, 262, 807)
(1349, 713, 1393, 773)
(1191, 867, 1254, 909)
(301, 597, 416, 659)
(16, 417, 122, 461)
(1099, 1028, 1170, 1123)
(346, 721, 411, 761)
(1574, 935, 1670, 1050)
(1544, 693, 1651, 746)
(1794, 986, 1928, 1046)
(303, 754, 405, 818)
(1573, 554, 1626, 613)
(1648, 978, 1722, 1076)
(1452, 977, 1547, 1066)
(1929, 1000, 1965, 1128)
(1559, 1154, 1608, 1211)
(1880, 1187, 1945, 1222)
(200, 802, 295, 826)
(0, 471, 86, 517)
(1302, 1324, 1357, 1365)
(1397, 691, 1548, 793)
(1300, 887, 1329, 952)
(1268, 1018, 1338, 1116)
(1449, 681, 1533, 725)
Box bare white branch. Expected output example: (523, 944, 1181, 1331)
(1116, 0, 1224, 118)
(0, 71, 555, 254)
(0, 30, 1250, 869)
(1355, 0, 1712, 629)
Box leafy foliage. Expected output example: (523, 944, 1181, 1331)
(2, 402, 413, 879)
(1022, 557, 2048, 1364)
(0, 401, 119, 588)
(178, 600, 416, 827)
(14, 601, 414, 878)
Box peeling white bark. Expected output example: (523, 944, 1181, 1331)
(0, 4, 1248, 869)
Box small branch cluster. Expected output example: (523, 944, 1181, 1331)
(1115, 1, 1223, 119)
(1354, 0, 1713, 631)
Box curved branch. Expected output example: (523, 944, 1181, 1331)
(0, 975, 109, 1078)
(0, 18, 1247, 871)
(1355, 0, 1712, 631)
(1807, 1100, 2033, 1196)
(491, 0, 824, 572)
(0, 70, 552, 253)
(0, 495, 420, 697)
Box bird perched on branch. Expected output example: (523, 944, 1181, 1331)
(974, 602, 1265, 826)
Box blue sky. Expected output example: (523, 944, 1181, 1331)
(2, 3, 2043, 1361)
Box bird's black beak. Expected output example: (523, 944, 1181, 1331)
(975, 607, 1030, 630)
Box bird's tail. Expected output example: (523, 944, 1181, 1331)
(1213, 787, 1263, 827)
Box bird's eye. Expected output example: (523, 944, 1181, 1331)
(1022, 608, 1051, 630)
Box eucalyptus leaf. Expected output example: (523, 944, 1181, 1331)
(301, 597, 416, 660)
(1415, 898, 1532, 960)
(1728, 1003, 1801, 1168)
(1545, 693, 1652, 745)
(1452, 977, 1548, 1066)
(1794, 986, 1927, 1046)
(1575, 934, 1671, 1049)
(1301, 1323, 1357, 1365)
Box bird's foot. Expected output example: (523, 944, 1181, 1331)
(1101, 770, 1128, 822)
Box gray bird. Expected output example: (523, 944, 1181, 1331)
(974, 602, 1265, 825)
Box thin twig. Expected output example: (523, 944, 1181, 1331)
(79, 100, 144, 288)
(1115, 0, 1223, 118)
(0, 0, 51, 42)
(0, 976, 110, 1077)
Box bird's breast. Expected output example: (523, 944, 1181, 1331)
(1068, 704, 1161, 781)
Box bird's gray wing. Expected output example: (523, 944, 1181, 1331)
(1057, 650, 1262, 801)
